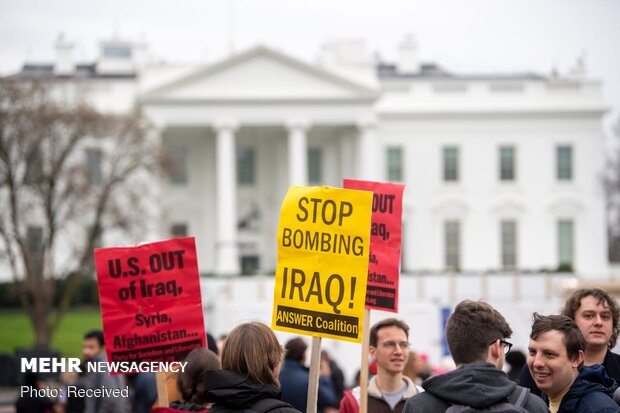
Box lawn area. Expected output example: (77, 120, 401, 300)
(0, 307, 102, 357)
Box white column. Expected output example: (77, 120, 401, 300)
(357, 118, 379, 181)
(215, 120, 240, 275)
(287, 120, 309, 186)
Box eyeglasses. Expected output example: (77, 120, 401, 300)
(489, 339, 513, 355)
(379, 341, 411, 351)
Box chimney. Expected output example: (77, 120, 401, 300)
(568, 51, 587, 79)
(54, 34, 75, 76)
(397, 34, 420, 74)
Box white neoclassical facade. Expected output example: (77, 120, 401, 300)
(8, 36, 610, 280)
(140, 42, 609, 279)
(141, 46, 382, 276)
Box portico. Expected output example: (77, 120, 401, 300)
(142, 46, 378, 275)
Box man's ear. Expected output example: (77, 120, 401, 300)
(487, 340, 501, 364)
(571, 350, 585, 368)
(369, 345, 377, 361)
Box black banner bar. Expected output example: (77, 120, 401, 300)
(110, 339, 202, 362)
(365, 285, 396, 309)
(275, 305, 359, 338)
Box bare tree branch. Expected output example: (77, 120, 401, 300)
(0, 79, 160, 346)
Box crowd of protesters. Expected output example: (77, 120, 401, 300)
(17, 287, 620, 413)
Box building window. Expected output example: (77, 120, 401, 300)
(237, 147, 255, 185)
(499, 146, 516, 181)
(85, 148, 102, 185)
(103, 45, 131, 59)
(241, 255, 260, 274)
(443, 147, 459, 182)
(170, 223, 188, 238)
(557, 145, 573, 181)
(444, 221, 460, 270)
(386, 147, 403, 182)
(24, 150, 42, 185)
(27, 226, 43, 275)
(501, 220, 517, 269)
(167, 147, 188, 184)
(558, 219, 574, 271)
(308, 147, 322, 184)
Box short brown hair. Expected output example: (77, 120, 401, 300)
(369, 318, 409, 347)
(285, 337, 307, 362)
(446, 300, 512, 365)
(530, 313, 585, 361)
(561, 288, 620, 348)
(177, 348, 220, 404)
(221, 322, 284, 388)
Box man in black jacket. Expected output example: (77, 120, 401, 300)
(527, 313, 618, 412)
(519, 288, 620, 397)
(402, 300, 549, 413)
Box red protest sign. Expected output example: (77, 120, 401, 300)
(343, 180, 405, 312)
(94, 237, 206, 364)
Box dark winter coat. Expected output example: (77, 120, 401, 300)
(402, 361, 549, 413)
(203, 369, 300, 413)
(278, 358, 338, 412)
(556, 365, 619, 413)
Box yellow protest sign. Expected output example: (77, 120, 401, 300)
(271, 186, 372, 343)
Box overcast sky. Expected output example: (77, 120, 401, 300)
(1, 0, 619, 122)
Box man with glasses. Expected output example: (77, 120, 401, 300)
(403, 300, 548, 413)
(339, 318, 422, 413)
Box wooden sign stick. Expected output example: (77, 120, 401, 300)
(155, 371, 169, 407)
(306, 336, 322, 413)
(359, 308, 371, 413)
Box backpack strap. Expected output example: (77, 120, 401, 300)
(445, 387, 530, 413)
(444, 405, 468, 413)
(509, 386, 530, 408)
(251, 398, 292, 413)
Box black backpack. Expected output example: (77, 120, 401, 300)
(444, 387, 530, 413)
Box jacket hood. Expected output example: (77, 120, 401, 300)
(203, 369, 280, 409)
(422, 361, 516, 409)
(560, 364, 618, 410)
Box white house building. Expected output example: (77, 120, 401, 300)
(140, 39, 609, 279)
(8, 35, 610, 279)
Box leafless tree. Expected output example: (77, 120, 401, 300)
(0, 79, 160, 346)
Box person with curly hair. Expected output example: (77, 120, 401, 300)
(519, 288, 620, 398)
